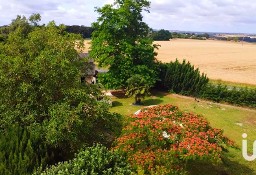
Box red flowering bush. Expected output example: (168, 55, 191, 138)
(114, 104, 234, 174)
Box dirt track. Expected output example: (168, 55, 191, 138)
(155, 39, 256, 85)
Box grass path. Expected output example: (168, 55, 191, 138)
(110, 91, 256, 175)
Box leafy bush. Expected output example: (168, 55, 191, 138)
(35, 144, 132, 175)
(156, 59, 209, 95)
(114, 104, 234, 174)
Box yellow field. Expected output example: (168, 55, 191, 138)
(83, 39, 256, 85)
(155, 39, 256, 85)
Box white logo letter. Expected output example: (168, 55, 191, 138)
(242, 133, 256, 161)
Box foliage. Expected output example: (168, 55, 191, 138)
(0, 14, 41, 43)
(200, 83, 256, 108)
(0, 125, 49, 175)
(35, 144, 133, 175)
(114, 104, 234, 174)
(109, 90, 256, 175)
(65, 25, 93, 38)
(155, 60, 255, 108)
(126, 74, 151, 105)
(91, 0, 158, 88)
(156, 59, 209, 95)
(152, 29, 172, 41)
(0, 14, 123, 170)
(0, 25, 9, 42)
(154, 61, 168, 89)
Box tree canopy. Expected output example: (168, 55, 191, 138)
(90, 0, 158, 89)
(152, 29, 172, 41)
(0, 14, 122, 174)
(65, 25, 93, 38)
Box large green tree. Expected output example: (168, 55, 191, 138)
(0, 15, 122, 173)
(91, 0, 158, 89)
(152, 29, 172, 41)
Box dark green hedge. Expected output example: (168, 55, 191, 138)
(200, 83, 256, 108)
(156, 60, 256, 108)
(156, 59, 209, 95)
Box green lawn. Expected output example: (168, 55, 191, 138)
(110, 91, 256, 175)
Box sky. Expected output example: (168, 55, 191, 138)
(0, 0, 256, 34)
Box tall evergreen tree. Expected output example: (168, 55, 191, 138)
(0, 125, 48, 175)
(157, 59, 209, 95)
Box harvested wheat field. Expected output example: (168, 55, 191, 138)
(83, 39, 256, 85)
(155, 39, 256, 85)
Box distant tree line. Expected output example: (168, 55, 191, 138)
(240, 37, 256, 42)
(214, 36, 256, 43)
(0, 24, 93, 40)
(5, 22, 255, 43)
(65, 25, 93, 38)
(172, 32, 210, 40)
(151, 31, 256, 43)
(150, 30, 210, 41)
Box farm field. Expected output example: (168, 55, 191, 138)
(83, 39, 256, 85)
(155, 39, 256, 85)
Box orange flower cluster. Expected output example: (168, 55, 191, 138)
(114, 104, 234, 174)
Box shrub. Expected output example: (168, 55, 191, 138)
(114, 104, 234, 174)
(200, 83, 256, 108)
(0, 125, 49, 175)
(156, 59, 209, 95)
(35, 144, 132, 175)
(126, 74, 151, 105)
(200, 83, 229, 103)
(156, 60, 256, 108)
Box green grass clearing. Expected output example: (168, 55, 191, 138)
(110, 91, 256, 175)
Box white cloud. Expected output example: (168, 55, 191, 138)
(145, 0, 256, 33)
(0, 0, 255, 33)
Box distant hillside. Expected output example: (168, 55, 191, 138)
(167, 30, 256, 43)
(214, 34, 256, 43)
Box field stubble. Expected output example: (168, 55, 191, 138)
(83, 39, 256, 85)
(155, 39, 256, 85)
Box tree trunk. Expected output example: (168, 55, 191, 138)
(135, 96, 141, 105)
